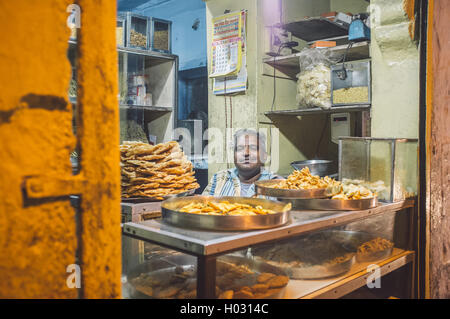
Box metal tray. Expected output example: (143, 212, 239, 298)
(250, 230, 357, 280)
(255, 179, 331, 199)
(122, 188, 198, 203)
(279, 197, 378, 211)
(126, 255, 288, 299)
(161, 196, 291, 231)
(337, 231, 394, 263)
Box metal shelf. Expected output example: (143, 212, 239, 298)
(265, 104, 371, 117)
(286, 249, 415, 299)
(68, 39, 177, 60)
(70, 100, 173, 113)
(119, 104, 173, 112)
(284, 17, 349, 42)
(263, 41, 370, 80)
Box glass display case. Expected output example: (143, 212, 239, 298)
(121, 200, 416, 299)
(117, 16, 126, 47)
(68, 17, 178, 159)
(118, 48, 177, 145)
(338, 137, 419, 202)
(124, 12, 151, 50)
(151, 18, 172, 53)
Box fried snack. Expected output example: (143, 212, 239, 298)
(120, 141, 198, 198)
(272, 167, 341, 190)
(218, 290, 234, 299)
(234, 288, 254, 299)
(331, 183, 375, 200)
(266, 275, 289, 288)
(257, 272, 276, 283)
(251, 283, 269, 294)
(357, 237, 394, 256)
(178, 200, 285, 216)
(156, 286, 182, 299)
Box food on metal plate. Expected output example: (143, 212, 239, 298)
(251, 233, 355, 271)
(120, 141, 199, 198)
(357, 237, 394, 256)
(130, 259, 288, 299)
(269, 167, 376, 200)
(331, 183, 376, 200)
(266, 275, 290, 288)
(178, 200, 290, 216)
(272, 167, 340, 190)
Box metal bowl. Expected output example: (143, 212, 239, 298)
(161, 196, 292, 231)
(290, 159, 336, 177)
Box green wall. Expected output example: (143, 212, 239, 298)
(205, 0, 419, 179)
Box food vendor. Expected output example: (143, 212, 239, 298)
(202, 129, 280, 197)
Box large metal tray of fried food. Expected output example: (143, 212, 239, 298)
(161, 196, 292, 231)
(255, 179, 332, 199)
(126, 254, 289, 299)
(250, 230, 363, 279)
(121, 188, 198, 203)
(278, 196, 378, 211)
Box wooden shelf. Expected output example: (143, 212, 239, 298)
(265, 104, 371, 117)
(263, 41, 370, 80)
(284, 249, 415, 299)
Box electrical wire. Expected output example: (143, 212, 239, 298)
(314, 114, 329, 158)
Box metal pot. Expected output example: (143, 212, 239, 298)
(290, 159, 336, 177)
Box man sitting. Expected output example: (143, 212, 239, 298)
(202, 129, 280, 197)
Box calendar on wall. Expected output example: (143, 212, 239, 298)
(210, 10, 247, 94)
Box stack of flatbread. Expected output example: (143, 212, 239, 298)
(120, 141, 199, 199)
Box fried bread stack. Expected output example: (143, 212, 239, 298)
(120, 141, 199, 199)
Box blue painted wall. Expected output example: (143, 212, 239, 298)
(132, 0, 207, 71)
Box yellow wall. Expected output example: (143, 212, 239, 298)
(0, 0, 121, 298)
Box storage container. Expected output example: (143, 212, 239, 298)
(338, 137, 418, 202)
(125, 12, 150, 49)
(151, 18, 172, 53)
(331, 60, 371, 106)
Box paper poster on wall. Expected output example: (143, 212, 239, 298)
(213, 55, 247, 95)
(209, 11, 243, 78)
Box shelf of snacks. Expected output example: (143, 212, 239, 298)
(265, 104, 371, 117)
(285, 249, 414, 299)
(263, 41, 370, 80)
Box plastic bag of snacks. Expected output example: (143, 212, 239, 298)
(296, 48, 337, 109)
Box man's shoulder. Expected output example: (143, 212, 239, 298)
(212, 168, 236, 180)
(260, 169, 283, 180)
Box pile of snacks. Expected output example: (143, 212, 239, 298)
(178, 200, 287, 216)
(269, 167, 377, 200)
(120, 141, 199, 199)
(215, 262, 289, 299)
(357, 237, 394, 257)
(130, 260, 289, 299)
(333, 86, 369, 104)
(130, 29, 147, 47)
(331, 183, 376, 200)
(272, 167, 340, 190)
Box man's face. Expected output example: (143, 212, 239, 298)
(234, 134, 265, 174)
